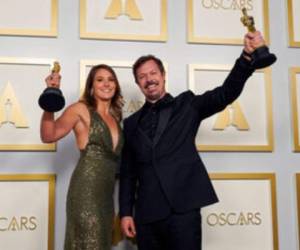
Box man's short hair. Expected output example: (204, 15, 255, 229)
(132, 55, 165, 84)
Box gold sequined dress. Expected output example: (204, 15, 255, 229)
(64, 109, 123, 250)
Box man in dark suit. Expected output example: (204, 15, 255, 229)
(119, 31, 265, 250)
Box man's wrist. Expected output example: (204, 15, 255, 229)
(238, 51, 255, 71)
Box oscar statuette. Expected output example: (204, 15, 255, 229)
(38, 61, 65, 112)
(240, 8, 276, 69)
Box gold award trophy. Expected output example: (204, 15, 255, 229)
(240, 8, 276, 69)
(38, 61, 65, 112)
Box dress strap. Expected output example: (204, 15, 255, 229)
(87, 107, 96, 126)
(84, 106, 97, 149)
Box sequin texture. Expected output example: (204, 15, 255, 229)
(64, 109, 123, 250)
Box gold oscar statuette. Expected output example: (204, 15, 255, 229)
(38, 61, 65, 112)
(52, 61, 61, 73)
(240, 8, 276, 69)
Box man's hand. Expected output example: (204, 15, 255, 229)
(121, 216, 136, 238)
(244, 31, 265, 54)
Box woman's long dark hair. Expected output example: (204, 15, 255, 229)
(81, 64, 123, 121)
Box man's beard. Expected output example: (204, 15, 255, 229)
(147, 92, 161, 102)
(143, 80, 165, 102)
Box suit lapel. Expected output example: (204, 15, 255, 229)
(127, 105, 153, 148)
(153, 104, 172, 146)
(128, 94, 174, 148)
(127, 109, 142, 134)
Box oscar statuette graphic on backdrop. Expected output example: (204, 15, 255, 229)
(240, 8, 276, 69)
(38, 61, 65, 112)
(105, 0, 143, 20)
(0, 82, 29, 128)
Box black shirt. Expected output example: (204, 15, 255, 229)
(139, 93, 173, 141)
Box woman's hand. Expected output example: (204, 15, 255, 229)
(45, 72, 61, 88)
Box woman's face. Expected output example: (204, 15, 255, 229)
(92, 68, 117, 101)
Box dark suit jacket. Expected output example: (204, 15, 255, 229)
(119, 57, 254, 224)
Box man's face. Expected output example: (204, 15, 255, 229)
(136, 59, 166, 102)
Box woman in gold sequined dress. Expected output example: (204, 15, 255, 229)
(40, 64, 124, 250)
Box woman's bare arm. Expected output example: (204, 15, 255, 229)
(40, 104, 81, 143)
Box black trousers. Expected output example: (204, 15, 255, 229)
(136, 210, 202, 250)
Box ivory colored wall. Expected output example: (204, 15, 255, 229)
(0, 0, 299, 249)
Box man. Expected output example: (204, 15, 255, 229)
(119, 31, 265, 250)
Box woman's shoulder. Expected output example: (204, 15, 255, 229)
(69, 101, 88, 110)
(64, 101, 90, 115)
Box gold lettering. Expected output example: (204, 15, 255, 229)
(221, 0, 231, 10)
(230, 0, 240, 10)
(201, 0, 253, 11)
(237, 212, 248, 225)
(227, 212, 237, 225)
(8, 216, 20, 231)
(247, 212, 254, 224)
(213, 0, 220, 9)
(219, 212, 227, 226)
(207, 213, 219, 226)
(240, 0, 246, 8)
(29, 216, 37, 230)
(206, 212, 263, 226)
(254, 212, 262, 225)
(202, 0, 213, 8)
(0, 217, 8, 231)
(247, 0, 253, 10)
(0, 216, 38, 232)
(20, 216, 29, 230)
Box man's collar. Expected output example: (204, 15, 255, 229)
(144, 93, 174, 110)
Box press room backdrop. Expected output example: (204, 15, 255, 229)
(0, 0, 300, 250)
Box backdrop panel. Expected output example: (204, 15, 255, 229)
(0, 174, 56, 250)
(202, 173, 278, 250)
(290, 67, 300, 151)
(296, 174, 300, 248)
(188, 64, 274, 151)
(80, 0, 167, 41)
(0, 0, 57, 37)
(0, 58, 57, 151)
(287, 0, 300, 47)
(187, 0, 270, 45)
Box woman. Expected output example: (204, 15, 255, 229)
(40, 64, 124, 250)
